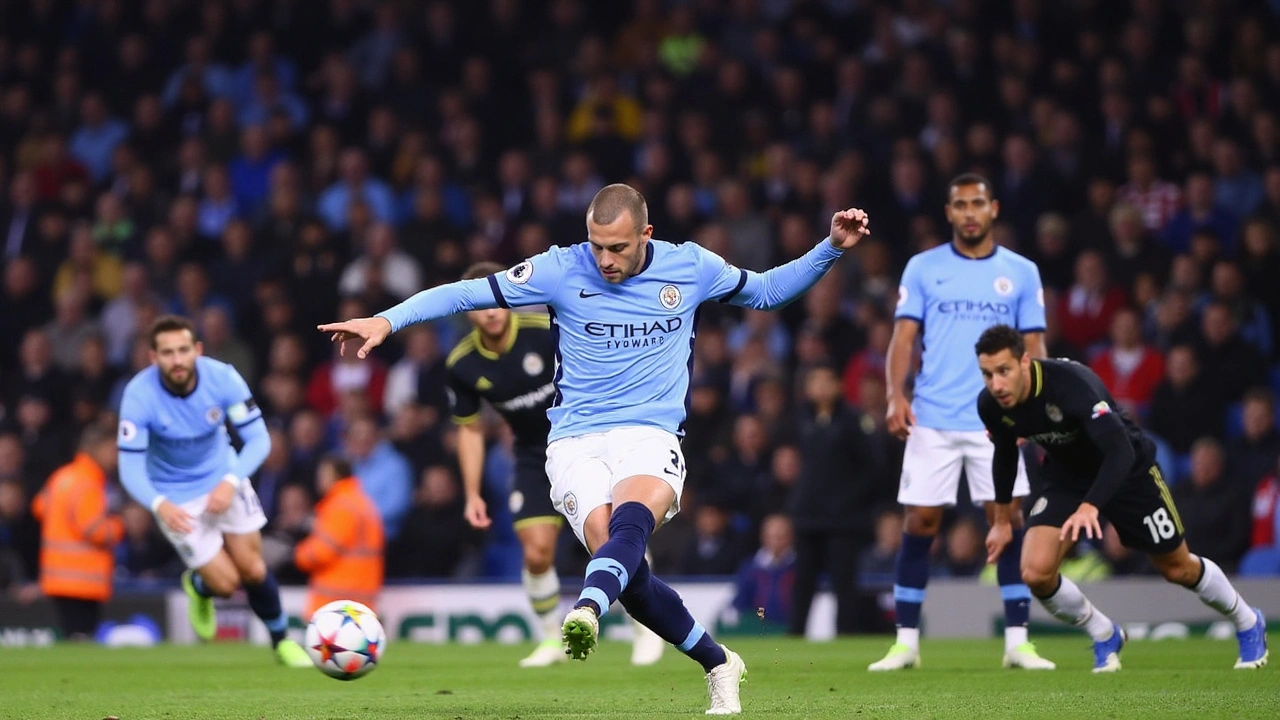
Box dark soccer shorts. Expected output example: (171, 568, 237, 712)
(511, 445, 562, 530)
(1026, 463, 1185, 555)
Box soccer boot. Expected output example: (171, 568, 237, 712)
(705, 645, 747, 715)
(1003, 642, 1056, 670)
(561, 607, 599, 660)
(276, 638, 312, 668)
(519, 638, 569, 668)
(867, 642, 920, 671)
(1091, 623, 1125, 673)
(1234, 607, 1269, 670)
(181, 569, 216, 642)
(631, 617, 666, 666)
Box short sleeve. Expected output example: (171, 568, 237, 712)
(1017, 263, 1047, 332)
(1059, 363, 1127, 437)
(690, 243, 748, 303)
(221, 364, 263, 429)
(894, 256, 926, 322)
(489, 248, 568, 308)
(447, 369, 482, 424)
(118, 383, 151, 453)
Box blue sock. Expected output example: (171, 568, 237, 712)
(894, 532, 933, 629)
(191, 572, 216, 599)
(620, 559, 726, 672)
(998, 527, 1031, 630)
(244, 572, 288, 647)
(574, 502, 655, 617)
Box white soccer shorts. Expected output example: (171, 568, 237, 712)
(156, 482, 268, 569)
(545, 426, 686, 548)
(897, 426, 1030, 506)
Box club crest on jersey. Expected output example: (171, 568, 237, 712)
(659, 284, 682, 310)
(1045, 404, 1062, 422)
(1030, 497, 1048, 517)
(564, 492, 578, 516)
(994, 276, 1014, 296)
(523, 352, 544, 376)
(1091, 401, 1112, 419)
(506, 260, 533, 285)
(118, 419, 137, 442)
(896, 284, 909, 308)
(509, 491, 525, 515)
(206, 407, 223, 425)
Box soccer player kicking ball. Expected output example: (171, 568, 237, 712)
(872, 174, 1053, 672)
(447, 262, 664, 668)
(320, 184, 870, 715)
(975, 324, 1268, 672)
(118, 316, 310, 667)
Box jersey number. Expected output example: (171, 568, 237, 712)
(668, 450, 685, 478)
(1142, 508, 1177, 543)
(240, 483, 262, 516)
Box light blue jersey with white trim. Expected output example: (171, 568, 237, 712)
(117, 356, 269, 505)
(379, 239, 844, 443)
(894, 244, 1045, 431)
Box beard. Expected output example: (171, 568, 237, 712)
(955, 223, 991, 246)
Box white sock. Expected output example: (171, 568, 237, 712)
(1005, 626, 1028, 651)
(1192, 557, 1256, 631)
(895, 627, 920, 651)
(522, 567, 561, 641)
(1039, 575, 1115, 642)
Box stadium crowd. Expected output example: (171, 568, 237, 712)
(2, 0, 1280, 629)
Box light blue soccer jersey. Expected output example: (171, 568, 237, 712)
(380, 239, 844, 442)
(117, 356, 270, 505)
(894, 244, 1045, 431)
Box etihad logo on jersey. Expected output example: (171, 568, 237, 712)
(1028, 430, 1080, 445)
(584, 317, 683, 349)
(494, 382, 556, 412)
(936, 300, 1012, 314)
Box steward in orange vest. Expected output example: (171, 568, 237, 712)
(295, 456, 384, 619)
(31, 422, 123, 639)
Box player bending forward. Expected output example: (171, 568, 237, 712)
(976, 324, 1268, 672)
(118, 315, 310, 666)
(448, 261, 664, 668)
(872, 173, 1053, 671)
(321, 183, 870, 715)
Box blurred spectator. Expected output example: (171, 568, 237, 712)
(317, 149, 396, 231)
(0, 478, 40, 596)
(1090, 307, 1165, 417)
(383, 325, 447, 419)
(1118, 154, 1180, 234)
(116, 502, 179, 580)
(338, 223, 423, 301)
(387, 465, 477, 578)
(676, 504, 748, 576)
(295, 455, 384, 618)
(1057, 249, 1128, 352)
(342, 415, 411, 542)
(1163, 170, 1237, 255)
(1228, 388, 1280, 496)
(68, 94, 128, 184)
(1203, 260, 1273, 358)
(935, 516, 986, 578)
(1241, 467, 1280, 575)
(201, 306, 257, 387)
(1197, 301, 1266, 402)
(731, 514, 796, 633)
(1148, 345, 1225, 455)
(1173, 439, 1250, 572)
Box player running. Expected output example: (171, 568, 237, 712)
(448, 261, 664, 668)
(976, 324, 1268, 672)
(872, 173, 1055, 672)
(320, 183, 869, 715)
(117, 315, 310, 667)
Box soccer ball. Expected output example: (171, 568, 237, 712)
(304, 600, 385, 680)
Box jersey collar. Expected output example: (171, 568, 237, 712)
(636, 242, 655, 275)
(950, 242, 998, 260)
(1031, 360, 1044, 398)
(159, 368, 200, 398)
(472, 318, 519, 360)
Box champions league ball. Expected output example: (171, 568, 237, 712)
(304, 600, 386, 680)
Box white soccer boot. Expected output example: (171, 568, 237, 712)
(705, 645, 747, 715)
(519, 638, 569, 667)
(1003, 642, 1056, 669)
(867, 642, 921, 671)
(631, 616, 666, 666)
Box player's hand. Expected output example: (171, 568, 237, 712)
(886, 397, 916, 440)
(206, 477, 237, 514)
(156, 500, 195, 535)
(463, 493, 491, 530)
(316, 316, 393, 359)
(828, 208, 871, 250)
(985, 521, 1013, 564)
(1060, 503, 1102, 543)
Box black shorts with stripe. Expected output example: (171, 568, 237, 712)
(1026, 463, 1185, 555)
(511, 445, 561, 530)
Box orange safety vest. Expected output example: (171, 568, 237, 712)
(31, 453, 123, 602)
(294, 477, 384, 619)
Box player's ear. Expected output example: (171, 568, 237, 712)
(989, 198, 1000, 220)
(641, 224, 653, 241)
(194, 340, 204, 356)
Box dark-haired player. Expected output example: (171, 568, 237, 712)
(873, 174, 1054, 671)
(975, 324, 1268, 672)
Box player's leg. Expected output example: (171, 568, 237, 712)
(786, 529, 825, 635)
(53, 597, 102, 641)
(870, 427, 961, 671)
(155, 495, 232, 641)
(1022, 485, 1123, 672)
(629, 550, 666, 667)
(965, 433, 1053, 668)
(514, 517, 566, 667)
(1120, 466, 1267, 669)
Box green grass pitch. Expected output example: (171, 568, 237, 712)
(2, 637, 1272, 719)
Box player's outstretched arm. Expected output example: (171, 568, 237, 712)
(229, 416, 271, 484)
(720, 208, 870, 310)
(318, 278, 500, 358)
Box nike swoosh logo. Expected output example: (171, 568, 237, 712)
(579, 289, 602, 298)
(935, 278, 950, 285)
(663, 467, 680, 477)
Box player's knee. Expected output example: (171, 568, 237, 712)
(903, 508, 942, 536)
(523, 545, 554, 575)
(237, 557, 267, 586)
(1158, 558, 1200, 587)
(203, 573, 239, 598)
(1020, 564, 1057, 594)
